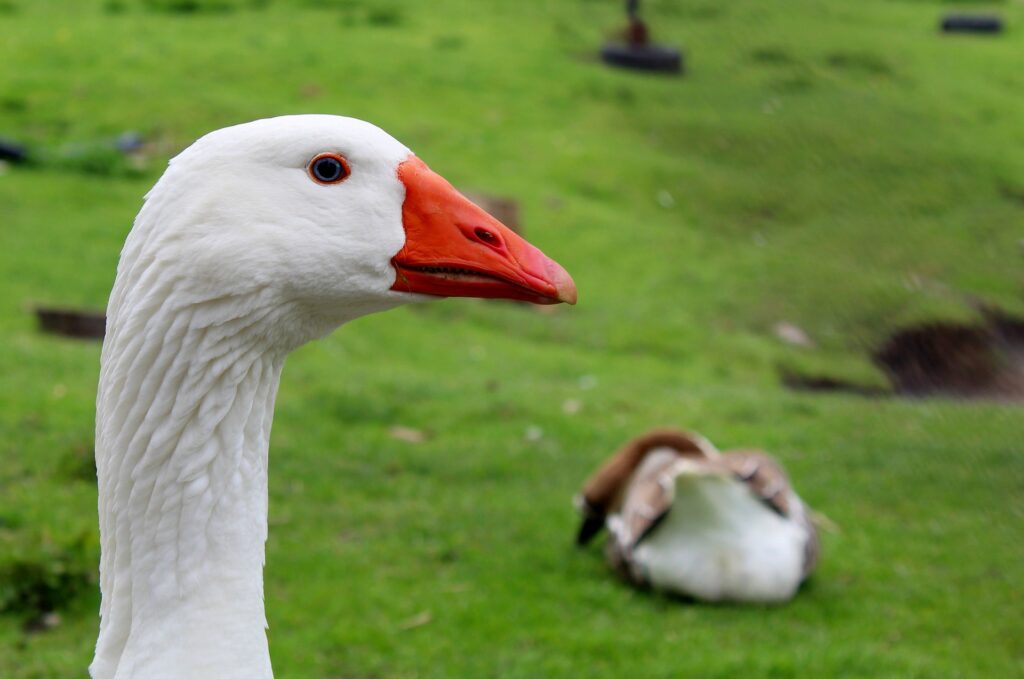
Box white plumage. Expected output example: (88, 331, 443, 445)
(92, 115, 574, 679)
(576, 430, 818, 603)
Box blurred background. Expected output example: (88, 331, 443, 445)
(1, 0, 1021, 676)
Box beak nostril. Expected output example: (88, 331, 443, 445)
(474, 227, 502, 248)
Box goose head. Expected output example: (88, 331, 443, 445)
(124, 114, 575, 348)
(93, 115, 576, 679)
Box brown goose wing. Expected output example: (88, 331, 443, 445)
(614, 450, 680, 549)
(602, 451, 679, 581)
(576, 429, 716, 545)
(720, 450, 793, 516)
(722, 449, 819, 578)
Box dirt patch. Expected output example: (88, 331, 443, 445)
(461, 191, 521, 234)
(782, 307, 1024, 401)
(874, 308, 1024, 400)
(779, 370, 887, 397)
(35, 307, 105, 339)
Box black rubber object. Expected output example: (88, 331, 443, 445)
(0, 139, 28, 162)
(601, 43, 683, 74)
(940, 14, 1003, 34)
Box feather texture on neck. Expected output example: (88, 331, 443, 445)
(93, 191, 294, 678)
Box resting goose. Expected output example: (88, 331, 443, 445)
(91, 115, 576, 679)
(576, 429, 818, 603)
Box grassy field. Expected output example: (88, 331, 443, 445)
(1, 0, 1022, 676)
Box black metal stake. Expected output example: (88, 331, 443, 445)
(600, 0, 683, 74)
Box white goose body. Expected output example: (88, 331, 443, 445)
(621, 451, 811, 602)
(577, 430, 818, 604)
(92, 115, 575, 679)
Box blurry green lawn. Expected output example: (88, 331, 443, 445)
(1, 0, 1022, 676)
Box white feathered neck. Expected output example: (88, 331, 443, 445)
(92, 116, 413, 679)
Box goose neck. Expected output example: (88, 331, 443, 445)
(92, 292, 288, 679)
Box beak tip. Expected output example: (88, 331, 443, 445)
(549, 263, 577, 305)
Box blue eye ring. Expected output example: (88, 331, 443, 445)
(308, 153, 351, 184)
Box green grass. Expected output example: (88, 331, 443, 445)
(1, 0, 1022, 676)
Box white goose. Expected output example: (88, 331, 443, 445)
(576, 429, 818, 603)
(92, 115, 576, 679)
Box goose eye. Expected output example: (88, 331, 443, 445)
(308, 153, 350, 184)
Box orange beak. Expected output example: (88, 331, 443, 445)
(390, 156, 577, 305)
